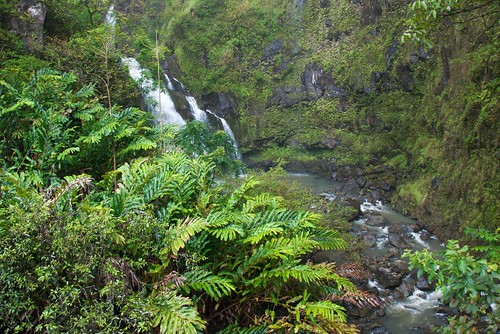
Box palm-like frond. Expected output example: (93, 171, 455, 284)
(310, 228, 347, 251)
(242, 192, 282, 213)
(162, 217, 208, 257)
(248, 262, 340, 286)
(151, 291, 205, 334)
(216, 324, 269, 334)
(182, 269, 235, 300)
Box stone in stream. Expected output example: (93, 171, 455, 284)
(376, 267, 404, 288)
(420, 230, 432, 241)
(415, 275, 436, 291)
(365, 215, 388, 226)
(388, 233, 412, 249)
(394, 277, 416, 299)
(362, 233, 377, 247)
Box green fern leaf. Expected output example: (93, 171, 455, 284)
(182, 269, 235, 300)
(151, 291, 205, 334)
(163, 217, 208, 256)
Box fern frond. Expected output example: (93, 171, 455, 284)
(311, 228, 347, 251)
(302, 300, 348, 323)
(162, 217, 208, 256)
(216, 324, 269, 334)
(151, 291, 205, 334)
(118, 136, 157, 156)
(241, 234, 318, 272)
(182, 269, 235, 300)
(336, 263, 371, 280)
(242, 221, 284, 245)
(266, 263, 337, 284)
(210, 223, 245, 241)
(332, 290, 387, 310)
(226, 177, 259, 209)
(242, 193, 282, 213)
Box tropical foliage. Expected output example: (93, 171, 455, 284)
(404, 228, 500, 333)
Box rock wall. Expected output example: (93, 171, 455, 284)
(4, 0, 46, 51)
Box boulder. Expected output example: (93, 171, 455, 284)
(376, 267, 404, 288)
(388, 233, 412, 249)
(365, 215, 388, 227)
(362, 233, 377, 247)
(415, 276, 436, 291)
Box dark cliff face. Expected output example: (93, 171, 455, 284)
(4, 0, 46, 51)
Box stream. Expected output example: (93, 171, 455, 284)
(286, 172, 447, 334)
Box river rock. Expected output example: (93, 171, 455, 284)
(362, 233, 377, 247)
(415, 276, 436, 291)
(394, 277, 415, 299)
(420, 230, 432, 241)
(388, 233, 411, 249)
(365, 215, 388, 226)
(376, 267, 404, 288)
(388, 223, 406, 234)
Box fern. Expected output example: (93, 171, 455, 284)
(310, 228, 348, 251)
(162, 217, 208, 256)
(182, 269, 235, 300)
(216, 324, 269, 334)
(242, 221, 284, 245)
(242, 192, 282, 213)
(150, 291, 205, 334)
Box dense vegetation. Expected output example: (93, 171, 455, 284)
(1, 0, 498, 333)
(0, 1, 370, 333)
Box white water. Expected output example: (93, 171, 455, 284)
(105, 5, 116, 27)
(186, 96, 208, 123)
(164, 74, 175, 91)
(205, 109, 241, 159)
(122, 57, 185, 126)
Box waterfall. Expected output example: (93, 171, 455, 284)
(206, 109, 241, 159)
(105, 5, 116, 27)
(164, 74, 174, 90)
(185, 96, 208, 123)
(122, 57, 186, 126)
(106, 5, 240, 157)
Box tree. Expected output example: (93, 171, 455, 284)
(402, 0, 500, 48)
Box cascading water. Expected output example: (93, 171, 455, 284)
(285, 172, 447, 333)
(105, 5, 241, 158)
(122, 57, 186, 126)
(185, 96, 208, 123)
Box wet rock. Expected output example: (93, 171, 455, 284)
(385, 40, 399, 68)
(262, 38, 283, 62)
(346, 302, 385, 319)
(376, 267, 404, 288)
(408, 224, 422, 233)
(394, 277, 415, 299)
(341, 179, 361, 194)
(388, 233, 412, 249)
(388, 223, 406, 234)
(416, 276, 436, 291)
(7, 0, 46, 51)
(320, 137, 340, 149)
(396, 64, 414, 91)
(201, 92, 237, 120)
(365, 215, 388, 227)
(420, 230, 432, 241)
(342, 197, 362, 220)
(362, 233, 377, 247)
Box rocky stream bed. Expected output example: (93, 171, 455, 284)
(286, 172, 450, 334)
